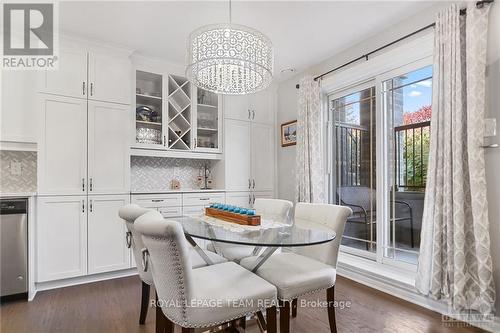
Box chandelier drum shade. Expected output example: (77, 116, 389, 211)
(186, 23, 274, 95)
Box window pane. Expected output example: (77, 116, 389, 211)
(383, 66, 432, 265)
(331, 86, 376, 255)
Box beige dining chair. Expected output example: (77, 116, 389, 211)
(118, 204, 226, 325)
(135, 210, 279, 333)
(240, 203, 352, 333)
(207, 198, 293, 262)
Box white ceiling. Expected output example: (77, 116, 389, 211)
(60, 1, 438, 81)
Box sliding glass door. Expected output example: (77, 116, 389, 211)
(328, 61, 432, 267)
(330, 83, 377, 256)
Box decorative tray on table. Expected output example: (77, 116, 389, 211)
(205, 203, 261, 226)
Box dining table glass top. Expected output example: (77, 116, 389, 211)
(170, 215, 336, 247)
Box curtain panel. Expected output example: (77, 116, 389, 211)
(415, 3, 496, 315)
(295, 76, 325, 203)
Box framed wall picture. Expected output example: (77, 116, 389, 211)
(281, 120, 297, 147)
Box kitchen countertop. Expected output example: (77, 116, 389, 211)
(130, 189, 226, 195)
(0, 192, 37, 198)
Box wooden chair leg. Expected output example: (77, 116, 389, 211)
(139, 281, 150, 325)
(155, 293, 174, 333)
(326, 286, 337, 333)
(266, 306, 277, 333)
(291, 299, 298, 318)
(279, 300, 290, 333)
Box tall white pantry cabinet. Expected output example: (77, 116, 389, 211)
(223, 90, 277, 208)
(36, 44, 132, 282)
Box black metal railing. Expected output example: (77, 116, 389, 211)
(336, 121, 431, 191)
(394, 121, 430, 190)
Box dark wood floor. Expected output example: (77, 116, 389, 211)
(0, 275, 486, 333)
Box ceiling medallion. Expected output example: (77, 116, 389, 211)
(185, 1, 274, 95)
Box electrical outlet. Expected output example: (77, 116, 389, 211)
(10, 161, 22, 176)
(484, 118, 497, 137)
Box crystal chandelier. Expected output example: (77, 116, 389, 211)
(185, 1, 274, 95)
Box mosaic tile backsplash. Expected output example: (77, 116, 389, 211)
(0, 151, 37, 193)
(131, 156, 213, 192)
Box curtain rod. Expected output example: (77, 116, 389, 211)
(295, 0, 494, 89)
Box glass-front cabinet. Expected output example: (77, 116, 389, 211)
(194, 88, 221, 152)
(134, 70, 221, 154)
(135, 70, 164, 148)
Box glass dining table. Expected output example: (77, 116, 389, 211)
(170, 215, 337, 272)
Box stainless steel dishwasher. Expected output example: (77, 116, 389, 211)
(0, 198, 28, 302)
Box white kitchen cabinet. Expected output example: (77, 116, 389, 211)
(226, 192, 253, 209)
(225, 119, 252, 191)
(224, 94, 252, 121)
(1, 70, 39, 143)
(37, 196, 87, 282)
(251, 123, 275, 192)
(88, 53, 131, 104)
(43, 48, 88, 99)
(182, 205, 206, 216)
(87, 195, 130, 274)
(38, 95, 87, 195)
(251, 91, 274, 124)
(88, 101, 130, 194)
(224, 90, 274, 124)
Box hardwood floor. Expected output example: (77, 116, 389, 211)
(0, 275, 486, 333)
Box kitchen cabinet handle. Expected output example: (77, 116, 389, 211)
(82, 200, 85, 213)
(163, 135, 166, 147)
(90, 199, 93, 212)
(248, 109, 251, 119)
(253, 194, 256, 205)
(151, 199, 164, 202)
(248, 179, 251, 189)
(194, 138, 197, 149)
(90, 82, 94, 96)
(252, 179, 255, 189)
(89, 178, 93, 191)
(82, 82, 86, 95)
(252, 110, 255, 120)
(199, 198, 210, 201)
(249, 195, 252, 205)
(82, 178, 85, 192)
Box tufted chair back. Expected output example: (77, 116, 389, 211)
(254, 198, 293, 224)
(292, 203, 352, 268)
(135, 211, 194, 325)
(118, 204, 153, 285)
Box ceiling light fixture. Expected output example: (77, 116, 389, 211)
(185, 0, 274, 95)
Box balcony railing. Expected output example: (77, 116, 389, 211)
(336, 121, 431, 191)
(394, 121, 430, 190)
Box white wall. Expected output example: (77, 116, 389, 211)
(277, 2, 500, 314)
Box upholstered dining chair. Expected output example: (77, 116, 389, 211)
(118, 204, 226, 325)
(240, 203, 352, 333)
(207, 198, 293, 262)
(135, 211, 279, 333)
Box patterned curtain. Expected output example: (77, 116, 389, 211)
(295, 76, 325, 203)
(415, 3, 496, 315)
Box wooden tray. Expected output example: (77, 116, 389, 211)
(205, 207, 261, 226)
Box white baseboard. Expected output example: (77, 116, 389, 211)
(34, 269, 139, 295)
(337, 259, 500, 332)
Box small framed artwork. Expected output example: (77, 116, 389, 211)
(281, 120, 297, 147)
